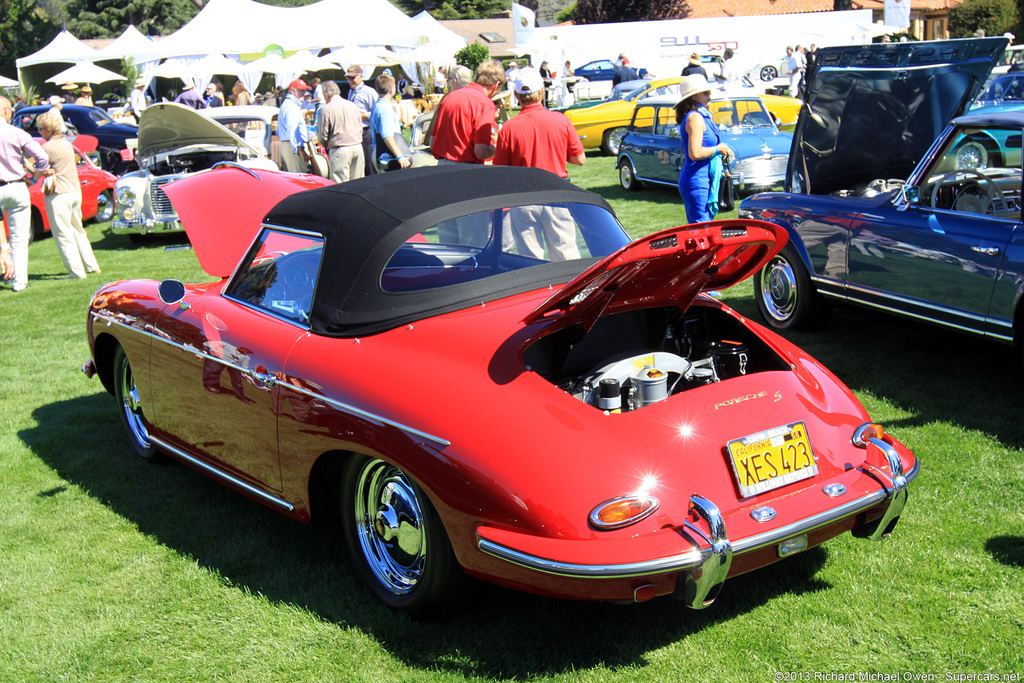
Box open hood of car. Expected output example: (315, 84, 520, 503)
(789, 37, 1007, 195)
(137, 102, 264, 159)
(524, 220, 784, 331)
(162, 166, 333, 278)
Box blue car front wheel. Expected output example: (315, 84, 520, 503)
(754, 244, 831, 331)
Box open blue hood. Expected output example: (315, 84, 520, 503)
(789, 37, 1008, 195)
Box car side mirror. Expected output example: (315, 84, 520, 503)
(895, 184, 919, 212)
(158, 279, 187, 307)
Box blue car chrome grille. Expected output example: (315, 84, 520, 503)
(733, 155, 788, 178)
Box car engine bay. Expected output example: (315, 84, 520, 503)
(525, 301, 790, 412)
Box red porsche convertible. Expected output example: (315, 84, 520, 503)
(82, 165, 917, 618)
(1, 135, 116, 241)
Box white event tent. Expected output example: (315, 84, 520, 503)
(14, 0, 467, 93)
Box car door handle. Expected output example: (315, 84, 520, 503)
(971, 246, 1001, 257)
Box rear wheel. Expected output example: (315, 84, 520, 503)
(754, 244, 831, 330)
(341, 455, 469, 619)
(602, 127, 627, 156)
(619, 160, 642, 191)
(760, 65, 778, 82)
(113, 345, 165, 463)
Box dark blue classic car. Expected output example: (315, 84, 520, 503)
(616, 94, 792, 196)
(738, 38, 1024, 355)
(17, 104, 139, 174)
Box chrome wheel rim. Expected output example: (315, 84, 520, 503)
(619, 162, 634, 189)
(607, 128, 626, 155)
(353, 459, 426, 596)
(95, 191, 114, 223)
(761, 256, 797, 322)
(760, 66, 777, 82)
(119, 359, 151, 448)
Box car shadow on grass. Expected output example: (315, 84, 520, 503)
(724, 292, 1024, 450)
(30, 391, 833, 678)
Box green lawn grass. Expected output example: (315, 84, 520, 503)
(1, 158, 1022, 682)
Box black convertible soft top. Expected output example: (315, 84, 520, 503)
(262, 165, 620, 337)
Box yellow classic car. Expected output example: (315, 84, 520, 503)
(566, 76, 802, 154)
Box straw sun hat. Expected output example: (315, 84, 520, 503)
(677, 74, 711, 101)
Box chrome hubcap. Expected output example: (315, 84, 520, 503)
(608, 128, 626, 154)
(95, 192, 113, 223)
(119, 360, 151, 447)
(761, 256, 797, 321)
(620, 163, 633, 187)
(354, 459, 426, 595)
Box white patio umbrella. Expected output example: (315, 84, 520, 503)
(45, 62, 125, 85)
(0, 75, 19, 88)
(396, 42, 460, 65)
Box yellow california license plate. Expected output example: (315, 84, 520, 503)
(727, 422, 818, 498)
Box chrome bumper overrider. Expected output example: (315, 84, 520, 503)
(111, 218, 182, 235)
(477, 458, 919, 609)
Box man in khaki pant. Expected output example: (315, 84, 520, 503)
(317, 80, 364, 183)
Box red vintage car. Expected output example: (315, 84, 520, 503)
(1, 135, 117, 240)
(82, 165, 917, 618)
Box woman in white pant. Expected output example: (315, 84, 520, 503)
(36, 112, 100, 280)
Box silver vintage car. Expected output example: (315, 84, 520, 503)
(112, 103, 280, 242)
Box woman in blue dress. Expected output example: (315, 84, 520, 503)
(675, 75, 733, 223)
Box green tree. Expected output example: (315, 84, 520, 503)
(427, 0, 508, 20)
(949, 0, 1019, 38)
(573, 0, 689, 23)
(454, 42, 490, 72)
(0, 0, 61, 76)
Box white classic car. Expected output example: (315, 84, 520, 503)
(112, 103, 280, 242)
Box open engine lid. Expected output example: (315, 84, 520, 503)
(137, 101, 265, 159)
(790, 37, 1007, 195)
(162, 165, 333, 278)
(523, 219, 784, 331)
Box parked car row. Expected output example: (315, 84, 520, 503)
(565, 75, 802, 155)
(1, 134, 116, 241)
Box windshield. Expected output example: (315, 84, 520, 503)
(979, 75, 1024, 101)
(87, 108, 117, 127)
(709, 98, 775, 129)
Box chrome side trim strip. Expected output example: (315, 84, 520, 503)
(92, 312, 451, 449)
(284, 384, 451, 448)
(811, 281, 1012, 341)
(150, 435, 294, 512)
(477, 459, 920, 579)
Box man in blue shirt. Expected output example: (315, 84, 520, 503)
(346, 65, 378, 176)
(369, 73, 410, 172)
(278, 79, 311, 173)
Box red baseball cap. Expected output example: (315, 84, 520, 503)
(289, 79, 310, 91)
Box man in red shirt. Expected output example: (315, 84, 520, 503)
(493, 67, 585, 178)
(430, 59, 506, 164)
(494, 67, 586, 261)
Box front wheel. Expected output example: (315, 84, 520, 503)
(113, 345, 165, 463)
(602, 127, 627, 156)
(753, 244, 831, 330)
(760, 65, 778, 82)
(94, 190, 114, 224)
(619, 160, 642, 191)
(341, 456, 469, 619)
